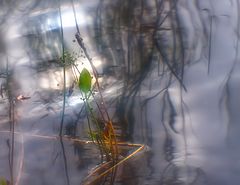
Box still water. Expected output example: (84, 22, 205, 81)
(0, 0, 240, 184)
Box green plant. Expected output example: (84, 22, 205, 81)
(0, 178, 7, 185)
(58, 44, 118, 164)
(78, 67, 118, 162)
(59, 51, 78, 67)
(57, 3, 119, 184)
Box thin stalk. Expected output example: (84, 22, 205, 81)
(84, 100, 96, 143)
(85, 95, 102, 133)
(208, 15, 213, 74)
(58, 1, 70, 185)
(59, 137, 70, 185)
(58, 0, 66, 137)
(96, 138, 104, 163)
(6, 58, 14, 185)
(85, 98, 112, 159)
(70, 0, 80, 34)
(173, 0, 185, 84)
(10, 101, 15, 185)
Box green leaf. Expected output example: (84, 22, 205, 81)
(79, 68, 92, 94)
(0, 178, 7, 185)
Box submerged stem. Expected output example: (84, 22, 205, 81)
(58, 1, 70, 185)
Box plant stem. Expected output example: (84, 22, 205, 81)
(58, 0, 66, 138)
(58, 2, 70, 185)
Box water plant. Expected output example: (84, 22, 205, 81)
(57, 5, 119, 183)
(78, 67, 118, 162)
(59, 47, 119, 162)
(57, 0, 119, 165)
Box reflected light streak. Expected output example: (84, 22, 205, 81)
(39, 69, 72, 89)
(46, 9, 88, 29)
(31, 3, 90, 28)
(9, 4, 90, 40)
(60, 10, 88, 28)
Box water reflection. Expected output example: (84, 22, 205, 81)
(1, 0, 240, 185)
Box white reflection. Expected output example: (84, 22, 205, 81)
(7, 24, 21, 39)
(60, 10, 87, 28)
(66, 95, 84, 106)
(39, 69, 73, 90)
(92, 57, 103, 68)
(46, 9, 88, 29)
